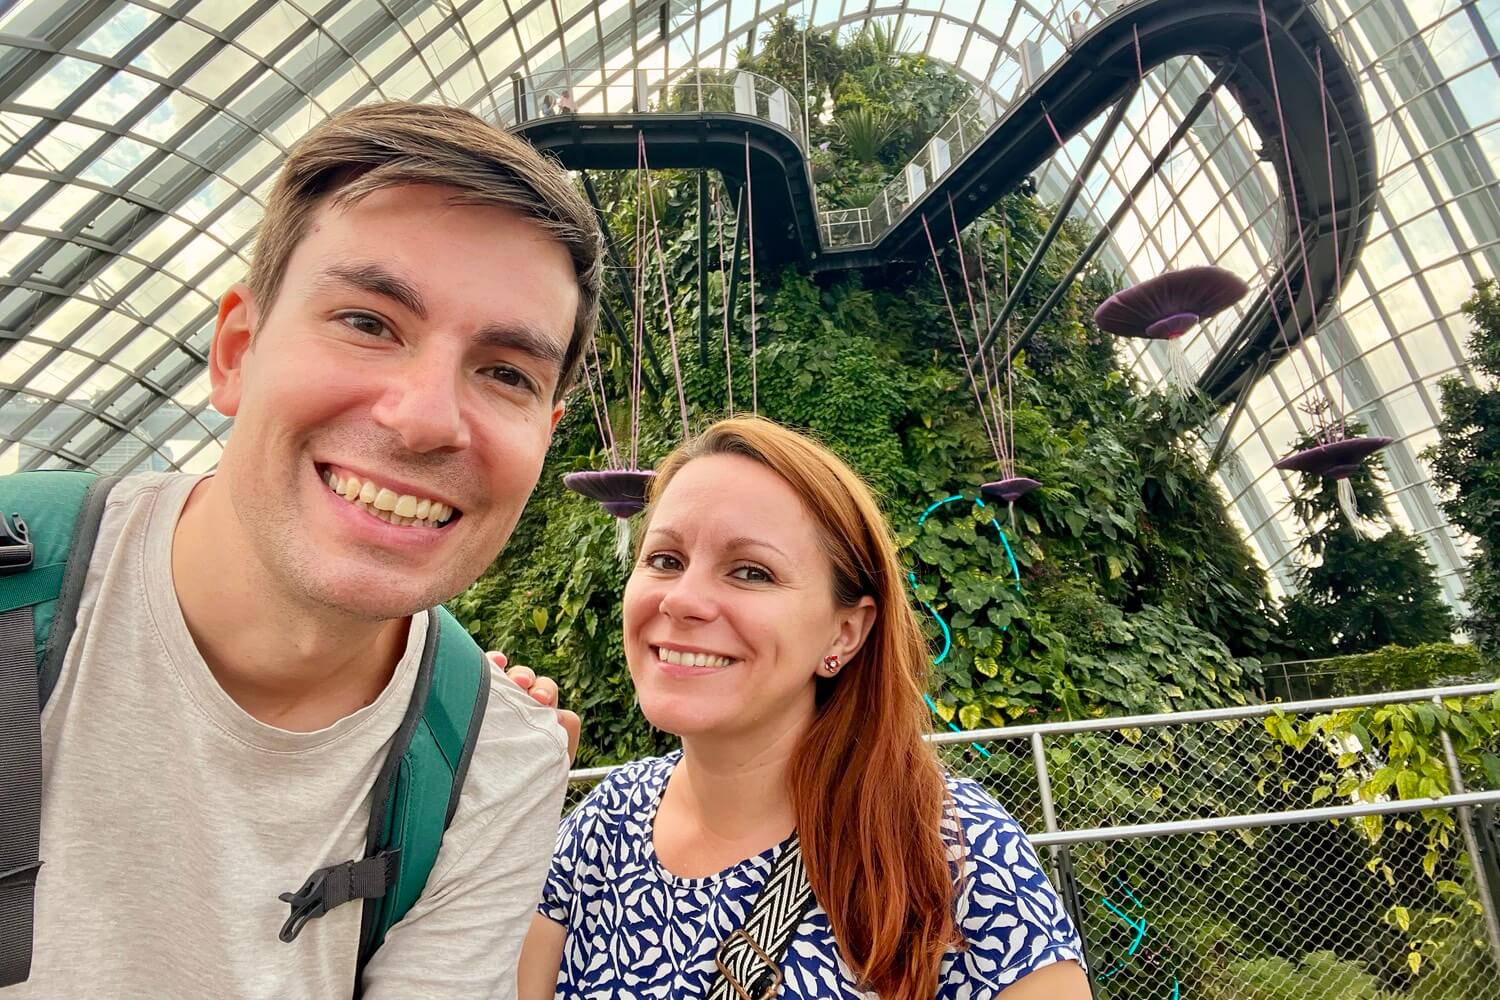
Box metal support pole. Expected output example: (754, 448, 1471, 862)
(980, 86, 1139, 353)
(1001, 65, 1234, 362)
(1434, 695, 1500, 968)
(1032, 731, 1060, 837)
(1207, 354, 1269, 470)
(511, 74, 526, 124)
(698, 170, 709, 367)
(725, 184, 748, 344)
(1032, 732, 1098, 996)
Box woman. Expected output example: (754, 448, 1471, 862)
(520, 418, 1087, 999)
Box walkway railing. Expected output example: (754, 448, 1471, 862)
(499, 65, 806, 150)
(816, 0, 1102, 249)
(567, 683, 1500, 999)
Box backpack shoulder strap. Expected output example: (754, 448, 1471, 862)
(0, 470, 115, 987)
(357, 605, 490, 961)
(277, 604, 489, 986)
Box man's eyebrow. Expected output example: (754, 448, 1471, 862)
(315, 262, 427, 318)
(474, 323, 569, 374)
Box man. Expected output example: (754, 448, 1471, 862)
(5, 101, 600, 997)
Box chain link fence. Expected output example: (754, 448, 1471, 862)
(565, 684, 1500, 999)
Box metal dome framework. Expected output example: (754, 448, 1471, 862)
(0, 0, 1496, 606)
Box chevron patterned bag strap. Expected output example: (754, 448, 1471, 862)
(707, 833, 817, 1000)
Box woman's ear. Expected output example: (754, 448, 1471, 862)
(831, 596, 878, 664)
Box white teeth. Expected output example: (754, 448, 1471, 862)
(321, 468, 458, 528)
(655, 647, 734, 668)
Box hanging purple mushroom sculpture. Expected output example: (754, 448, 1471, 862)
(562, 468, 657, 519)
(1275, 427, 1392, 533)
(980, 476, 1041, 505)
(1246, 19, 1392, 534)
(1274, 435, 1392, 480)
(1093, 266, 1250, 387)
(563, 133, 696, 560)
(1093, 266, 1250, 340)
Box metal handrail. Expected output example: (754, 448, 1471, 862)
(1031, 789, 1500, 846)
(928, 681, 1500, 745)
(567, 681, 1500, 783)
(504, 65, 806, 150)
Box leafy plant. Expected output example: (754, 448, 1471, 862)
(1423, 279, 1500, 656)
(1316, 643, 1497, 697)
(1264, 690, 1500, 862)
(834, 105, 893, 163)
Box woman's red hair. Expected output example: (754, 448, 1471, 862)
(647, 417, 958, 998)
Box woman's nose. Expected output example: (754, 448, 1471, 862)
(657, 573, 717, 623)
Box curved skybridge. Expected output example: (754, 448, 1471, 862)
(507, 0, 1376, 406)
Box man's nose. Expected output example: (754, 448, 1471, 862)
(369, 354, 471, 454)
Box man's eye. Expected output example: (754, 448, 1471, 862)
(340, 313, 391, 338)
(486, 365, 537, 393)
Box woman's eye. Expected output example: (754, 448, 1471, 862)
(731, 564, 773, 583)
(645, 553, 682, 571)
(340, 313, 391, 339)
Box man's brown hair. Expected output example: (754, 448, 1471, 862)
(248, 101, 603, 396)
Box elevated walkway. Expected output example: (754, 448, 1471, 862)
(511, 0, 1376, 405)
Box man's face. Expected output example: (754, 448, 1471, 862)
(209, 184, 576, 620)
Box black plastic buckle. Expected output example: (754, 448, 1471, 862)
(0, 860, 42, 889)
(0, 512, 33, 575)
(277, 866, 334, 943)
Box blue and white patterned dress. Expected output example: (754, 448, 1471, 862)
(540, 753, 1084, 998)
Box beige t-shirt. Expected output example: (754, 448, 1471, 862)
(6, 473, 568, 998)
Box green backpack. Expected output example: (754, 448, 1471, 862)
(0, 470, 490, 991)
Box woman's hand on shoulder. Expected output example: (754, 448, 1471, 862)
(487, 651, 581, 762)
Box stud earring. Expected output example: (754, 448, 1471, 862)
(821, 655, 841, 675)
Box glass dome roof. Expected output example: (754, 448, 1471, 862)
(0, 0, 1494, 607)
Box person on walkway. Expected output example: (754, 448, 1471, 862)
(521, 417, 1088, 999)
(4, 101, 598, 998)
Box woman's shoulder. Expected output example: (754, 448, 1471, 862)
(939, 775, 1065, 903)
(597, 751, 678, 792)
(565, 752, 678, 831)
(941, 774, 1029, 850)
(936, 775, 1087, 993)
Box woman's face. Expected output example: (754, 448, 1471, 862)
(623, 453, 874, 743)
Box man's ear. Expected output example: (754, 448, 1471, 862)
(209, 283, 258, 417)
(549, 399, 566, 434)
